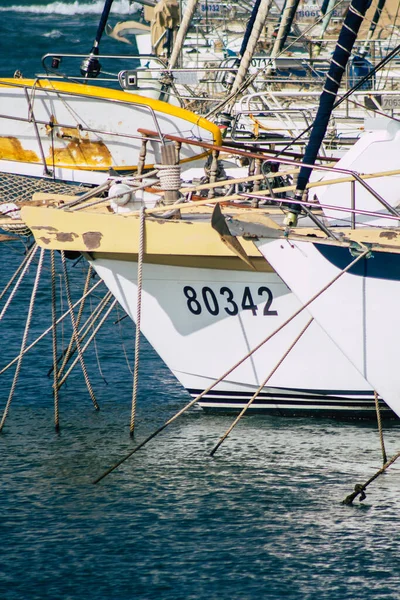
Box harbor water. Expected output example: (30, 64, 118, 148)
(1, 2, 400, 599)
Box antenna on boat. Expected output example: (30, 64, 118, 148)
(81, 0, 115, 78)
(285, 0, 372, 227)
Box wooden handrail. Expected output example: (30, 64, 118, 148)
(137, 128, 340, 168)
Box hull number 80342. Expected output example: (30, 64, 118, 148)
(183, 285, 278, 317)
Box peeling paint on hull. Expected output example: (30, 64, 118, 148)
(50, 139, 113, 168)
(0, 137, 39, 163)
(83, 231, 103, 250)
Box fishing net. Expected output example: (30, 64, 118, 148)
(0, 172, 91, 236)
(0, 172, 90, 203)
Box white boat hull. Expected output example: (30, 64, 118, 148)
(256, 238, 400, 419)
(0, 79, 220, 185)
(89, 255, 388, 417)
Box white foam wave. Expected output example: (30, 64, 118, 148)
(42, 29, 64, 38)
(0, 1, 133, 15)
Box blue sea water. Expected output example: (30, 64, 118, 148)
(0, 0, 138, 79)
(1, 3, 400, 599)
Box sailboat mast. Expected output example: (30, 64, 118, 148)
(321, 0, 330, 14)
(313, 0, 344, 56)
(229, 0, 273, 96)
(92, 0, 115, 54)
(239, 0, 263, 57)
(287, 0, 371, 224)
(266, 0, 301, 74)
(319, 0, 337, 38)
(168, 0, 200, 69)
(360, 0, 386, 56)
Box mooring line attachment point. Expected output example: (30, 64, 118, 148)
(342, 450, 400, 505)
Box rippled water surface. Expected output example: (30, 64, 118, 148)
(1, 3, 400, 599)
(2, 216, 400, 600)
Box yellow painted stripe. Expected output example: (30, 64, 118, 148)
(3, 151, 211, 171)
(0, 78, 222, 144)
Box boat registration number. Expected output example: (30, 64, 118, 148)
(183, 285, 278, 317)
(382, 97, 400, 109)
(199, 3, 220, 12)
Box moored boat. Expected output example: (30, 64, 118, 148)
(256, 232, 400, 419)
(5, 0, 400, 422)
(20, 196, 390, 419)
(0, 77, 222, 185)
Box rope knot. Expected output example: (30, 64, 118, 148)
(354, 484, 367, 502)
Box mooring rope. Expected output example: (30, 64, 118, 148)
(0, 244, 36, 304)
(374, 390, 387, 465)
(130, 206, 146, 438)
(50, 250, 60, 432)
(210, 318, 314, 456)
(57, 297, 117, 389)
(0, 279, 103, 378)
(56, 264, 93, 379)
(0, 247, 45, 433)
(89, 294, 108, 385)
(116, 303, 134, 376)
(59, 273, 64, 368)
(60, 251, 99, 411)
(93, 247, 369, 483)
(51, 290, 112, 379)
(76, 291, 113, 343)
(342, 449, 400, 505)
(0, 244, 39, 321)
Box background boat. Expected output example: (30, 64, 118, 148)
(0, 77, 221, 184)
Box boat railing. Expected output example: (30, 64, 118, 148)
(0, 80, 174, 176)
(235, 89, 400, 145)
(41, 51, 246, 82)
(230, 109, 314, 145)
(137, 127, 400, 229)
(239, 89, 400, 115)
(39, 52, 251, 108)
(41, 52, 167, 84)
(38, 50, 400, 112)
